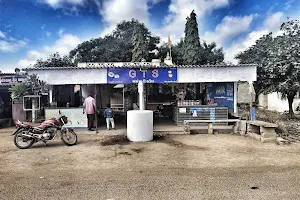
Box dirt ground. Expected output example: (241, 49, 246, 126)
(1, 128, 300, 200)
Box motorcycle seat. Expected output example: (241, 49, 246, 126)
(20, 122, 45, 130)
(22, 122, 40, 127)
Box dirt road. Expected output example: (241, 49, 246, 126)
(1, 128, 300, 200)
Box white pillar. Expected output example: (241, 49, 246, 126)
(49, 85, 53, 104)
(32, 98, 36, 123)
(234, 82, 238, 115)
(138, 81, 145, 110)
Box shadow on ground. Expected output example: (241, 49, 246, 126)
(100, 134, 208, 151)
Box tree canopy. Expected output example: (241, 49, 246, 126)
(69, 19, 160, 63)
(180, 10, 224, 65)
(131, 22, 155, 62)
(183, 10, 202, 65)
(236, 19, 300, 118)
(70, 12, 223, 65)
(30, 11, 224, 69)
(34, 53, 75, 68)
(10, 74, 48, 100)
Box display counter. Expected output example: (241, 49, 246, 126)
(174, 104, 228, 125)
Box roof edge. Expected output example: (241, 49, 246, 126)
(23, 64, 257, 71)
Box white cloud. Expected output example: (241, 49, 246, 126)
(28, 50, 46, 60)
(263, 12, 285, 32)
(99, 0, 162, 36)
(44, 34, 80, 55)
(225, 30, 269, 64)
(0, 31, 6, 38)
(285, 0, 296, 10)
(224, 12, 287, 64)
(18, 59, 38, 69)
(18, 33, 80, 68)
(202, 14, 256, 46)
(154, 0, 230, 43)
(46, 31, 52, 37)
(18, 50, 46, 67)
(0, 39, 27, 52)
(41, 0, 85, 9)
(58, 28, 64, 37)
(0, 31, 27, 53)
(98, 0, 231, 42)
(40, 25, 52, 38)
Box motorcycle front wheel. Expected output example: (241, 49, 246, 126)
(14, 129, 35, 149)
(60, 129, 78, 146)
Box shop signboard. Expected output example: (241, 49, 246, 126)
(206, 82, 234, 108)
(0, 76, 25, 84)
(107, 68, 177, 83)
(45, 108, 87, 128)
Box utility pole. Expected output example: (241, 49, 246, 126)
(249, 81, 253, 121)
(94, 82, 98, 134)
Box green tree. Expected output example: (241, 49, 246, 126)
(156, 43, 169, 61)
(131, 23, 150, 62)
(10, 74, 48, 100)
(202, 41, 224, 64)
(180, 10, 224, 65)
(34, 53, 75, 68)
(70, 19, 160, 63)
(183, 10, 202, 65)
(172, 39, 185, 65)
(156, 39, 185, 65)
(236, 19, 300, 118)
(236, 33, 274, 103)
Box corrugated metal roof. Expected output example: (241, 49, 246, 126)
(0, 73, 18, 76)
(23, 63, 256, 71)
(0, 73, 26, 76)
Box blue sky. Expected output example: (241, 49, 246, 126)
(0, 0, 299, 72)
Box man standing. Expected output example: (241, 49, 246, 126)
(104, 104, 115, 130)
(83, 93, 96, 131)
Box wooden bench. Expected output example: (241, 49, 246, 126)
(184, 119, 240, 134)
(246, 120, 278, 143)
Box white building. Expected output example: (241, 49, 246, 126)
(258, 92, 300, 113)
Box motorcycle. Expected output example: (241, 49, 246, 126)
(12, 111, 78, 149)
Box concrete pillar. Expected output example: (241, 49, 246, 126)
(208, 123, 213, 134)
(49, 85, 53, 104)
(240, 120, 247, 136)
(138, 81, 145, 110)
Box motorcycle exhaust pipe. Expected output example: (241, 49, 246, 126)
(22, 132, 43, 139)
(22, 133, 34, 138)
(23, 133, 41, 139)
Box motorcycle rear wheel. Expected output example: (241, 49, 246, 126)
(61, 129, 78, 146)
(14, 129, 35, 149)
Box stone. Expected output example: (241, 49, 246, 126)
(208, 123, 213, 134)
(239, 120, 247, 136)
(261, 137, 276, 143)
(276, 137, 290, 145)
(247, 132, 261, 141)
